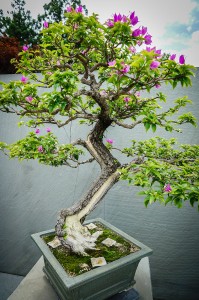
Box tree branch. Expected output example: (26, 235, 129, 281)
(113, 119, 142, 129)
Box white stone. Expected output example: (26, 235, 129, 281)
(91, 230, 103, 239)
(47, 237, 61, 248)
(130, 245, 140, 253)
(86, 223, 97, 230)
(115, 242, 123, 248)
(102, 238, 117, 247)
(79, 263, 90, 271)
(91, 257, 107, 268)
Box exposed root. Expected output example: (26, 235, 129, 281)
(57, 216, 103, 256)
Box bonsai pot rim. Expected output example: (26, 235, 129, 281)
(31, 218, 152, 288)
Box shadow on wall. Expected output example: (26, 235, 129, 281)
(0, 70, 199, 300)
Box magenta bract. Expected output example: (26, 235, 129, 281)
(43, 21, 49, 28)
(150, 61, 160, 69)
(164, 184, 172, 193)
(179, 55, 185, 64)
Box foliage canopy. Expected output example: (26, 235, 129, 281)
(0, 6, 198, 211)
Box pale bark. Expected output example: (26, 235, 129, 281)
(55, 119, 121, 255)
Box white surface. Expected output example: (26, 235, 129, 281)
(134, 257, 153, 300)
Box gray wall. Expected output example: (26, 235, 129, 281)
(0, 70, 199, 300)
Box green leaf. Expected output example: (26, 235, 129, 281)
(172, 81, 177, 89)
(149, 195, 155, 204)
(144, 122, 150, 131)
(151, 124, 157, 132)
(144, 197, 150, 207)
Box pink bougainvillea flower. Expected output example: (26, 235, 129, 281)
(35, 128, 40, 134)
(146, 46, 154, 52)
(22, 45, 29, 51)
(122, 15, 127, 23)
(25, 96, 33, 102)
(170, 54, 176, 61)
(106, 19, 114, 27)
(179, 55, 185, 64)
(38, 146, 43, 153)
(76, 5, 83, 13)
(130, 11, 135, 20)
(146, 47, 161, 56)
(66, 6, 72, 12)
(57, 60, 61, 66)
(124, 97, 130, 103)
(141, 26, 147, 35)
(155, 84, 161, 89)
(164, 184, 172, 193)
(135, 91, 140, 97)
(129, 46, 136, 53)
(113, 13, 123, 22)
(113, 13, 118, 22)
(132, 28, 141, 37)
(131, 16, 138, 26)
(117, 14, 123, 22)
(100, 90, 108, 97)
(21, 76, 28, 83)
(155, 49, 162, 56)
(130, 12, 138, 26)
(108, 60, 116, 67)
(46, 127, 51, 133)
(144, 34, 152, 45)
(121, 64, 130, 73)
(106, 139, 113, 144)
(150, 61, 160, 69)
(43, 21, 49, 28)
(73, 23, 78, 29)
(146, 46, 152, 52)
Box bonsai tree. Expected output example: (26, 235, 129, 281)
(0, 6, 198, 256)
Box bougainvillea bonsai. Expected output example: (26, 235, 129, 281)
(0, 6, 198, 256)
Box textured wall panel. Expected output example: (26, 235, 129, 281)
(0, 70, 199, 300)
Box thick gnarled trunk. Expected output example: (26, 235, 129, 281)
(55, 119, 121, 255)
(55, 169, 120, 255)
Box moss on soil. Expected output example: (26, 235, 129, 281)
(43, 222, 140, 277)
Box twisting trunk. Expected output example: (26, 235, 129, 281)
(55, 119, 121, 255)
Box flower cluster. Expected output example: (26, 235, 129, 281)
(170, 54, 185, 64)
(22, 45, 29, 51)
(106, 11, 139, 27)
(66, 5, 83, 14)
(21, 76, 28, 83)
(108, 60, 131, 75)
(132, 26, 152, 45)
(124, 97, 130, 103)
(38, 145, 43, 153)
(25, 96, 33, 102)
(146, 47, 162, 56)
(43, 21, 49, 28)
(164, 184, 172, 193)
(35, 128, 51, 135)
(150, 61, 160, 70)
(106, 139, 113, 144)
(106, 11, 152, 46)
